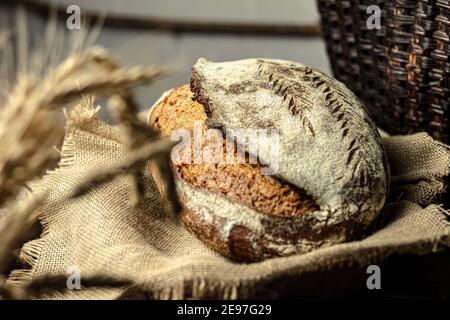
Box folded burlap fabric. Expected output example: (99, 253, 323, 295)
(7, 103, 450, 299)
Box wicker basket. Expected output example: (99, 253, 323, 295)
(317, 0, 449, 144)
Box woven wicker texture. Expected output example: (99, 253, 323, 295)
(318, 0, 449, 144)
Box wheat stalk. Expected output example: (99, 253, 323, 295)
(0, 48, 165, 206)
(0, 275, 27, 300)
(0, 7, 180, 299)
(0, 31, 9, 50)
(71, 137, 176, 198)
(0, 194, 45, 275)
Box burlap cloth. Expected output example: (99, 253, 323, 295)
(7, 104, 450, 300)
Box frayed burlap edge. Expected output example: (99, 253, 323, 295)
(6, 102, 450, 300)
(7, 103, 106, 288)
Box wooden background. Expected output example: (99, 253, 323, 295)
(2, 0, 330, 110)
(1, 0, 449, 299)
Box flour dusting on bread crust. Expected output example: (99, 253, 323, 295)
(191, 58, 389, 228)
(149, 58, 390, 261)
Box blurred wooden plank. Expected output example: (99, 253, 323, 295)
(27, 0, 320, 25)
(3, 2, 330, 111)
(93, 27, 331, 109)
(24, 0, 321, 35)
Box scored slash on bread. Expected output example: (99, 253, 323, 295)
(150, 85, 319, 218)
(149, 58, 389, 262)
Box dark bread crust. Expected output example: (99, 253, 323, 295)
(180, 205, 262, 262)
(181, 206, 231, 258)
(177, 180, 369, 262)
(150, 85, 319, 218)
(149, 66, 386, 261)
(149, 85, 327, 261)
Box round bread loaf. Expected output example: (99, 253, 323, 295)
(149, 58, 389, 262)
